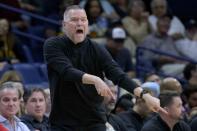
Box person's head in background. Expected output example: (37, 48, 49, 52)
(128, 0, 146, 21)
(144, 73, 161, 85)
(112, 93, 133, 114)
(156, 14, 172, 36)
(84, 0, 103, 24)
(0, 18, 9, 36)
(133, 89, 153, 117)
(0, 81, 21, 121)
(160, 77, 182, 94)
(62, 5, 88, 44)
(183, 63, 197, 86)
(23, 87, 47, 122)
(150, 0, 167, 17)
(185, 19, 197, 40)
(0, 70, 22, 85)
(0, 70, 25, 116)
(141, 82, 160, 97)
(106, 27, 126, 54)
(183, 87, 197, 110)
(159, 91, 183, 121)
(103, 79, 118, 114)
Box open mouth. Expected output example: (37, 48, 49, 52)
(76, 29, 83, 34)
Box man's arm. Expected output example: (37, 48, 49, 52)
(44, 37, 85, 82)
(82, 73, 115, 99)
(44, 37, 115, 99)
(96, 44, 165, 113)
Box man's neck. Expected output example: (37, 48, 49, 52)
(160, 114, 178, 130)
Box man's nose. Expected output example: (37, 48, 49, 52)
(76, 19, 83, 25)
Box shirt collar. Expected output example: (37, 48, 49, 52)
(0, 115, 20, 123)
(22, 114, 48, 123)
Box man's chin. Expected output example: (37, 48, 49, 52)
(74, 36, 85, 44)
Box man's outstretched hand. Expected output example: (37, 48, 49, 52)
(134, 87, 168, 115)
(143, 93, 168, 115)
(82, 74, 115, 101)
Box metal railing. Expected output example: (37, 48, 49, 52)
(136, 46, 197, 81)
(0, 3, 61, 42)
(0, 3, 61, 25)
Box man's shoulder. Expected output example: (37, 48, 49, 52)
(176, 120, 191, 131)
(45, 35, 65, 44)
(141, 115, 163, 131)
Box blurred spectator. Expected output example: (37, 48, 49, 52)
(0, 0, 28, 29)
(112, 93, 134, 114)
(21, 87, 49, 131)
(149, 0, 185, 39)
(144, 73, 162, 84)
(20, 0, 45, 15)
(183, 87, 197, 119)
(141, 14, 185, 76)
(0, 18, 25, 63)
(118, 89, 153, 131)
(122, 0, 151, 45)
(112, 0, 129, 19)
(183, 63, 197, 86)
(105, 27, 135, 78)
(174, 19, 197, 62)
(108, 19, 136, 62)
(0, 82, 30, 131)
(160, 77, 182, 94)
(103, 79, 127, 131)
(80, 0, 119, 20)
(0, 70, 22, 84)
(83, 0, 109, 38)
(141, 82, 160, 97)
(141, 91, 190, 131)
(0, 80, 25, 117)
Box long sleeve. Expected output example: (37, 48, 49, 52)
(43, 37, 85, 83)
(95, 45, 137, 93)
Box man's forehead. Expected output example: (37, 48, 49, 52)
(68, 9, 86, 16)
(172, 97, 182, 104)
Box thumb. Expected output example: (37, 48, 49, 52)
(108, 89, 115, 101)
(158, 107, 168, 115)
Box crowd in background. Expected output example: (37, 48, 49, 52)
(0, 0, 197, 131)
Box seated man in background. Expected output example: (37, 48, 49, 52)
(103, 79, 128, 131)
(0, 81, 30, 131)
(141, 14, 185, 76)
(141, 91, 191, 131)
(20, 87, 49, 131)
(118, 89, 153, 131)
(105, 27, 135, 78)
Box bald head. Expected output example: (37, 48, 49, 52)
(160, 77, 182, 94)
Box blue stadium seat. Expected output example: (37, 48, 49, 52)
(21, 45, 34, 63)
(33, 63, 48, 82)
(12, 63, 48, 88)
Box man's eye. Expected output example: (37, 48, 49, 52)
(2, 97, 10, 102)
(71, 18, 78, 22)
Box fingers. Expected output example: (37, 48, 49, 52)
(97, 86, 115, 100)
(158, 107, 168, 115)
(107, 88, 115, 101)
